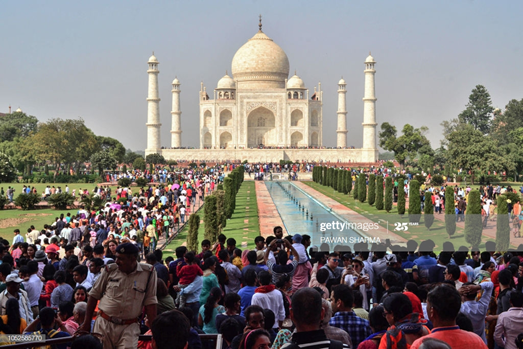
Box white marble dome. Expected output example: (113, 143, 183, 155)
(172, 77, 180, 84)
(287, 73, 305, 89)
(338, 77, 346, 85)
(365, 54, 375, 63)
(148, 54, 158, 63)
(217, 73, 235, 89)
(231, 30, 290, 89)
(15, 108, 22, 112)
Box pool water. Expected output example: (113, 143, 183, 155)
(265, 181, 367, 251)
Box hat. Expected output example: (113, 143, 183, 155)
(256, 250, 265, 264)
(34, 250, 47, 262)
(292, 234, 303, 243)
(342, 253, 352, 261)
(45, 245, 58, 254)
(385, 254, 398, 264)
(115, 243, 139, 255)
(6, 274, 24, 283)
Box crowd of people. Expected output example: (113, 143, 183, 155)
(2, 211, 523, 349)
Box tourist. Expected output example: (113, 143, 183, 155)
(251, 271, 285, 330)
(219, 250, 242, 294)
(23, 307, 70, 349)
(238, 269, 257, 317)
(216, 293, 246, 334)
(494, 291, 523, 349)
(357, 305, 389, 349)
(459, 281, 494, 343)
(199, 257, 219, 306)
(198, 286, 224, 334)
(1, 298, 26, 334)
(0, 274, 33, 322)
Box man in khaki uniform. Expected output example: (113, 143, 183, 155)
(76, 243, 157, 349)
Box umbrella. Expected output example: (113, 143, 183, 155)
(172, 183, 180, 190)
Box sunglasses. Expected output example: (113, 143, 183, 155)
(331, 259, 341, 263)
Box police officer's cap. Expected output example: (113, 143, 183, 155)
(115, 243, 139, 255)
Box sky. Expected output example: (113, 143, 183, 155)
(1, 1, 523, 153)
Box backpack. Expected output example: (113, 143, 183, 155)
(33, 329, 61, 349)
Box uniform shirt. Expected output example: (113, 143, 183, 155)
(90, 262, 157, 319)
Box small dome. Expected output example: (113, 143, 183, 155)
(148, 53, 158, 63)
(172, 77, 180, 84)
(217, 73, 235, 89)
(15, 108, 22, 113)
(365, 53, 375, 63)
(287, 73, 305, 89)
(338, 77, 346, 85)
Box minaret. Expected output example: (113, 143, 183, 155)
(171, 77, 182, 148)
(146, 52, 161, 153)
(362, 53, 377, 150)
(336, 77, 347, 148)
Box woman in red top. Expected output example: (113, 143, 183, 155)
(40, 264, 58, 307)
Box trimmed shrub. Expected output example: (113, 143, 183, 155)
(431, 175, 444, 186)
(445, 186, 456, 238)
(368, 174, 376, 206)
(496, 195, 510, 251)
(358, 173, 366, 203)
(133, 157, 146, 171)
(353, 176, 359, 201)
(187, 213, 200, 253)
(408, 180, 421, 223)
(376, 176, 384, 210)
(135, 177, 148, 187)
(397, 181, 405, 215)
(333, 169, 338, 191)
(385, 177, 393, 212)
(118, 177, 132, 187)
(424, 190, 434, 230)
(48, 193, 75, 210)
(204, 196, 218, 241)
(0, 195, 7, 210)
(347, 171, 352, 194)
(14, 193, 40, 210)
(338, 170, 344, 193)
(464, 190, 482, 248)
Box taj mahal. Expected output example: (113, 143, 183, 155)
(145, 17, 378, 163)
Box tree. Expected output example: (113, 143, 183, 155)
(496, 196, 510, 251)
(424, 190, 434, 230)
(464, 190, 482, 248)
(353, 175, 359, 201)
(133, 157, 146, 171)
(376, 176, 384, 210)
(48, 193, 75, 210)
(97, 136, 126, 163)
(224, 177, 234, 219)
(0, 154, 16, 183)
(323, 167, 328, 186)
(445, 186, 456, 238)
(14, 193, 40, 210)
(397, 181, 405, 215)
(333, 169, 338, 191)
(124, 150, 143, 164)
(385, 177, 393, 212)
(215, 190, 226, 232)
(358, 173, 366, 203)
(379, 123, 433, 168)
(204, 196, 218, 241)
(337, 170, 344, 193)
(343, 171, 349, 194)
(408, 180, 421, 223)
(145, 153, 166, 165)
(368, 174, 376, 206)
(187, 214, 200, 253)
(492, 98, 523, 145)
(0, 111, 38, 142)
(90, 150, 118, 175)
(458, 85, 494, 134)
(446, 124, 502, 184)
(418, 155, 434, 174)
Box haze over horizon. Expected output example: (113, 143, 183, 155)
(1, 1, 522, 153)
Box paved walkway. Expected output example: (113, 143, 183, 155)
(255, 181, 287, 238)
(294, 182, 407, 245)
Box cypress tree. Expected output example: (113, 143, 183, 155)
(314, 167, 318, 183)
(358, 173, 366, 203)
(343, 171, 349, 194)
(397, 181, 405, 215)
(333, 169, 338, 191)
(424, 190, 434, 230)
(187, 213, 200, 253)
(368, 174, 376, 206)
(323, 167, 328, 186)
(445, 186, 456, 238)
(376, 176, 384, 210)
(215, 190, 226, 232)
(337, 170, 344, 192)
(408, 180, 421, 223)
(496, 195, 510, 251)
(224, 177, 234, 219)
(330, 168, 335, 188)
(464, 190, 482, 249)
(385, 177, 392, 212)
(204, 196, 218, 241)
(354, 175, 359, 201)
(347, 171, 352, 194)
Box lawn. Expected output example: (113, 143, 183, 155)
(162, 181, 260, 257)
(2, 183, 119, 197)
(0, 208, 78, 243)
(304, 182, 500, 252)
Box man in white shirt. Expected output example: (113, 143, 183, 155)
(219, 250, 242, 294)
(73, 265, 92, 290)
(22, 261, 43, 317)
(460, 281, 493, 343)
(251, 270, 285, 329)
(60, 223, 72, 242)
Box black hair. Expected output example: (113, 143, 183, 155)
(405, 282, 419, 295)
(220, 318, 243, 342)
(226, 238, 236, 246)
(93, 244, 104, 255)
(201, 240, 211, 247)
(446, 265, 461, 280)
(64, 244, 74, 252)
(73, 265, 88, 276)
(275, 274, 290, 289)
(59, 301, 75, 318)
(0, 263, 12, 277)
(151, 310, 190, 349)
(239, 329, 270, 349)
(40, 307, 57, 328)
(480, 251, 491, 263)
(455, 312, 474, 332)
(72, 286, 88, 303)
(254, 236, 265, 244)
(218, 249, 229, 262)
(258, 270, 272, 286)
(54, 270, 67, 284)
(263, 309, 275, 330)
(352, 289, 364, 308)
(316, 268, 329, 284)
(291, 287, 323, 327)
(202, 257, 216, 271)
(381, 270, 400, 288)
(332, 284, 354, 309)
(244, 305, 264, 322)
(224, 293, 241, 310)
(277, 250, 288, 265)
(146, 253, 157, 264)
(383, 293, 412, 322)
(247, 250, 257, 265)
(510, 290, 523, 307)
(244, 269, 257, 286)
(438, 251, 452, 265)
(204, 287, 222, 324)
(368, 305, 389, 332)
(71, 334, 103, 349)
(427, 285, 461, 322)
(184, 251, 195, 264)
(5, 298, 20, 334)
(218, 234, 226, 243)
(175, 246, 187, 259)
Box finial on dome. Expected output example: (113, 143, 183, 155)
(152, 51, 155, 55)
(259, 14, 262, 32)
(294, 70, 296, 75)
(369, 51, 371, 55)
(226, 70, 228, 76)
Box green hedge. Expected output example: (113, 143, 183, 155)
(424, 190, 434, 230)
(385, 177, 392, 212)
(368, 174, 376, 206)
(464, 190, 482, 248)
(376, 176, 384, 210)
(496, 195, 510, 251)
(445, 186, 456, 238)
(18, 174, 102, 184)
